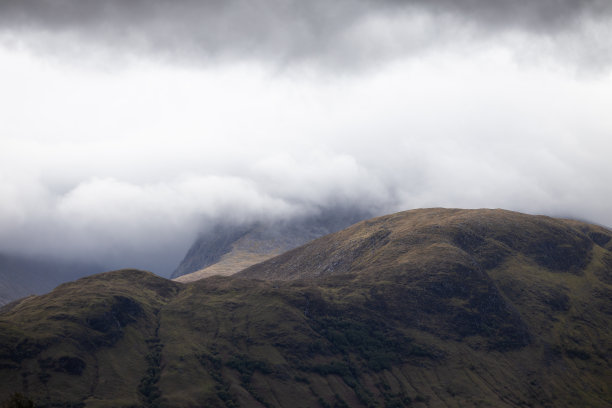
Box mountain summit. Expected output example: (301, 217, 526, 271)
(1, 208, 611, 407)
(240, 207, 606, 280)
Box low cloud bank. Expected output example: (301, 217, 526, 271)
(0, 1, 611, 276)
(2, 126, 611, 275)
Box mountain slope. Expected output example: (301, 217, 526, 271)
(172, 208, 371, 281)
(1, 208, 611, 407)
(0, 270, 181, 407)
(239, 208, 608, 281)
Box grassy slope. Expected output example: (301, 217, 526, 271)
(174, 250, 279, 283)
(0, 270, 181, 407)
(0, 209, 611, 407)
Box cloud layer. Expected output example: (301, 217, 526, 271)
(1, 0, 611, 70)
(2, 46, 612, 275)
(0, 1, 611, 275)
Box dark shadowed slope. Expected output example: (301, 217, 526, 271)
(0, 270, 181, 407)
(1, 208, 611, 407)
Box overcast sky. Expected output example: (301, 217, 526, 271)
(1, 0, 611, 275)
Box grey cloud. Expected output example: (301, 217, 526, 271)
(0, 0, 610, 68)
(1, 1, 611, 275)
(2, 132, 612, 277)
(411, 0, 611, 32)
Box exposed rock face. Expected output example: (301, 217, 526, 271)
(171, 223, 252, 279)
(172, 207, 372, 280)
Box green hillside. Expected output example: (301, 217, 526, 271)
(1, 209, 611, 407)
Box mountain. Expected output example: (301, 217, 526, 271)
(239, 207, 612, 281)
(1, 208, 611, 407)
(172, 208, 371, 282)
(0, 253, 103, 306)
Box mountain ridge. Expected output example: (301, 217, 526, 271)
(1, 208, 611, 407)
(238, 207, 609, 280)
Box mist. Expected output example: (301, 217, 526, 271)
(0, 1, 611, 276)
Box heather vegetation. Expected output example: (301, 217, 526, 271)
(0, 209, 611, 407)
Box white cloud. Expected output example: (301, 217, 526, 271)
(0, 32, 611, 275)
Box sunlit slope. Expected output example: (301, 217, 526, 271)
(1, 208, 611, 407)
(174, 249, 278, 282)
(172, 209, 371, 280)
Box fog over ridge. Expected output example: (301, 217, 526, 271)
(0, 1, 611, 276)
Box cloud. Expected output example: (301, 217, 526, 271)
(1, 51, 611, 275)
(0, 154, 390, 274)
(0, 0, 610, 70)
(0, 2, 611, 276)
